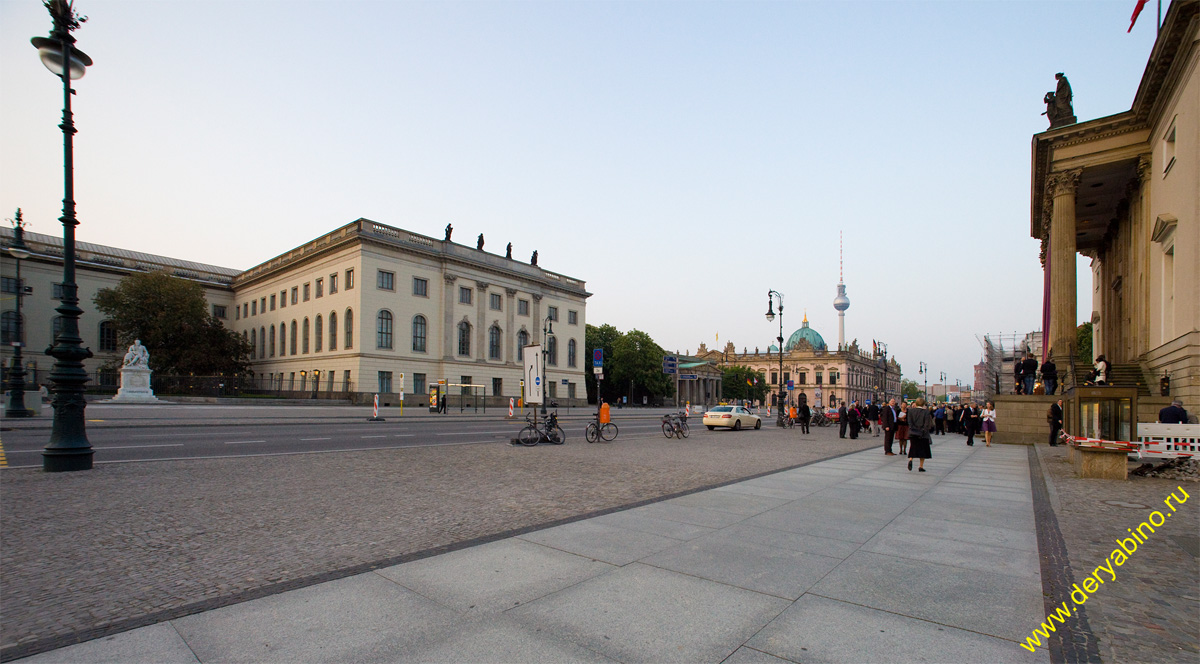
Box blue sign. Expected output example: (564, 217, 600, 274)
(678, 374, 698, 380)
(534, 377, 541, 386)
(593, 349, 603, 367)
(787, 380, 794, 390)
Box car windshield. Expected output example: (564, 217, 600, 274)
(709, 407, 733, 413)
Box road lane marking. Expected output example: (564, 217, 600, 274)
(300, 437, 332, 441)
(94, 444, 185, 450)
(225, 440, 268, 445)
(130, 433, 222, 438)
(361, 435, 387, 439)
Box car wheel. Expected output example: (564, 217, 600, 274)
(733, 419, 742, 431)
(754, 419, 762, 430)
(707, 425, 715, 430)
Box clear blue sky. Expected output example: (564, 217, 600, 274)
(0, 0, 1163, 387)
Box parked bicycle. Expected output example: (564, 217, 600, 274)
(585, 417, 619, 443)
(811, 410, 831, 427)
(661, 412, 689, 439)
(518, 411, 565, 446)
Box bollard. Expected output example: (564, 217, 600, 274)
(368, 393, 386, 421)
(508, 398, 514, 418)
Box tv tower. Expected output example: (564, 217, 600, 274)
(833, 232, 850, 349)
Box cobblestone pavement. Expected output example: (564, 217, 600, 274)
(1, 422, 875, 660)
(1037, 445, 1200, 663)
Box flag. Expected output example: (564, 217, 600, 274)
(1128, 0, 1148, 32)
(715, 332, 719, 342)
(746, 378, 753, 387)
(754, 377, 759, 385)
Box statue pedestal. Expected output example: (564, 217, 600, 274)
(110, 367, 160, 403)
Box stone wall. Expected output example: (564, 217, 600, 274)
(993, 394, 1058, 445)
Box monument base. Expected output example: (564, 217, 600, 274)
(110, 367, 160, 403)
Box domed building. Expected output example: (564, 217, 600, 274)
(694, 313, 901, 409)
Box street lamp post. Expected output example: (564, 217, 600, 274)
(5, 210, 33, 418)
(939, 371, 946, 403)
(765, 290, 786, 427)
(919, 361, 928, 402)
(312, 369, 320, 399)
(300, 370, 307, 395)
(33, 0, 94, 472)
(541, 316, 554, 416)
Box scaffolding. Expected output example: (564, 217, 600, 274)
(977, 331, 1042, 399)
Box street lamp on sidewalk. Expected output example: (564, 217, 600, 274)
(5, 210, 32, 418)
(939, 371, 946, 402)
(541, 316, 554, 415)
(765, 290, 785, 427)
(919, 362, 928, 401)
(33, 0, 94, 472)
(312, 369, 320, 399)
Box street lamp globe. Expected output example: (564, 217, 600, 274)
(30, 36, 91, 79)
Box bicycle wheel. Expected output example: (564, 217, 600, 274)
(662, 422, 674, 437)
(600, 422, 618, 441)
(552, 426, 566, 445)
(585, 423, 599, 443)
(679, 422, 689, 438)
(518, 426, 540, 447)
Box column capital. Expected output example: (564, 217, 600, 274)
(1047, 168, 1083, 198)
(444, 274, 458, 283)
(475, 280, 490, 291)
(505, 287, 518, 297)
(1136, 154, 1152, 184)
(532, 293, 543, 302)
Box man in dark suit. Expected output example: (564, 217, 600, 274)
(882, 399, 898, 455)
(962, 403, 977, 446)
(838, 403, 848, 438)
(1159, 400, 1189, 424)
(1021, 354, 1039, 396)
(866, 401, 880, 437)
(1048, 399, 1064, 446)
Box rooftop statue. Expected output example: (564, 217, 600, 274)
(1043, 72, 1077, 129)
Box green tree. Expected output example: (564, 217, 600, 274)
(901, 378, 921, 401)
(610, 328, 675, 405)
(584, 323, 623, 404)
(1076, 322, 1093, 363)
(720, 365, 767, 403)
(94, 270, 251, 375)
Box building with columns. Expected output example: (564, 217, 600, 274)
(1032, 1, 1197, 408)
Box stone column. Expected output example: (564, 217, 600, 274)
(1047, 169, 1082, 386)
(505, 288, 517, 364)
(443, 274, 458, 360)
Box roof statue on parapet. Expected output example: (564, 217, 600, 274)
(444, 224, 453, 241)
(505, 242, 512, 259)
(477, 234, 484, 250)
(530, 250, 538, 266)
(1043, 72, 1077, 129)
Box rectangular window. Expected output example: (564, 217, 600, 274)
(829, 371, 839, 385)
(377, 270, 395, 291)
(568, 310, 578, 325)
(291, 287, 298, 305)
(99, 323, 117, 352)
(315, 278, 323, 298)
(798, 372, 807, 384)
(289, 372, 295, 390)
(1, 277, 19, 294)
(251, 300, 257, 316)
(213, 305, 227, 319)
(547, 306, 558, 321)
(548, 382, 557, 399)
(490, 293, 502, 311)
(235, 306, 240, 320)
(459, 286, 472, 305)
(303, 283, 311, 301)
(413, 373, 426, 396)
(53, 283, 65, 299)
(343, 369, 351, 392)
(378, 371, 393, 394)
(461, 376, 472, 396)
(568, 383, 576, 399)
(329, 274, 338, 294)
(784, 372, 790, 384)
(346, 269, 354, 289)
(269, 294, 276, 311)
(492, 377, 502, 397)
(771, 372, 778, 384)
(261, 297, 266, 313)
(281, 290, 287, 308)
(518, 299, 529, 316)
(816, 372, 823, 385)
(243, 303, 248, 318)
(413, 277, 428, 297)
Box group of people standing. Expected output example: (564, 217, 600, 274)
(1014, 353, 1058, 395)
(851, 399, 1001, 473)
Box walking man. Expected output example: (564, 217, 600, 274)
(882, 398, 898, 455)
(1048, 398, 1064, 446)
(866, 401, 880, 437)
(1042, 353, 1058, 396)
(1021, 353, 1039, 396)
(838, 402, 848, 438)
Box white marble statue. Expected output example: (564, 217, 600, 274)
(122, 339, 150, 370)
(111, 339, 160, 403)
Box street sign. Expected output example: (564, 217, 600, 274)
(596, 372, 604, 380)
(561, 379, 569, 385)
(787, 380, 794, 390)
(524, 344, 543, 404)
(663, 366, 677, 375)
(678, 374, 698, 380)
(593, 349, 603, 367)
(593, 366, 603, 374)
(663, 354, 678, 375)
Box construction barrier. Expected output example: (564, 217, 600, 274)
(368, 393, 385, 421)
(1062, 430, 1198, 459)
(508, 398, 515, 418)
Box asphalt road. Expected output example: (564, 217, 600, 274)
(0, 412, 688, 466)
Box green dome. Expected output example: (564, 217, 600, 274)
(785, 319, 827, 351)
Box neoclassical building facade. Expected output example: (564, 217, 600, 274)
(2, 219, 589, 404)
(694, 316, 901, 408)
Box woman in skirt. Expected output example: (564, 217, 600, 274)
(980, 401, 997, 447)
(906, 397, 934, 472)
(896, 401, 910, 455)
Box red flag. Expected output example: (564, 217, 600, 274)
(1128, 0, 1149, 32)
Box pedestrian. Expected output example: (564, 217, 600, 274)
(1048, 398, 1064, 446)
(1014, 361, 1024, 395)
(981, 401, 997, 447)
(1093, 355, 1110, 385)
(1021, 353, 1039, 396)
(961, 403, 978, 446)
(1042, 353, 1058, 395)
(882, 398, 899, 455)
(933, 402, 946, 435)
(848, 401, 861, 439)
(798, 400, 811, 434)
(896, 401, 909, 455)
(906, 397, 934, 472)
(1158, 399, 1189, 424)
(838, 402, 848, 438)
(866, 401, 881, 437)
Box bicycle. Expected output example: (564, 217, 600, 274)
(661, 412, 689, 439)
(584, 417, 619, 443)
(517, 411, 565, 446)
(811, 410, 831, 427)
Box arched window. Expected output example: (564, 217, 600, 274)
(547, 336, 558, 366)
(344, 308, 353, 349)
(314, 315, 323, 352)
(0, 311, 20, 345)
(250, 328, 257, 358)
(457, 321, 471, 356)
(302, 318, 310, 354)
(489, 325, 502, 360)
(329, 311, 337, 351)
(377, 310, 393, 349)
(568, 339, 577, 367)
(269, 326, 275, 357)
(412, 315, 427, 352)
(516, 330, 528, 361)
(98, 321, 117, 352)
(290, 320, 298, 355)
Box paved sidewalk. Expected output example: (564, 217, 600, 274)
(18, 441, 1050, 663)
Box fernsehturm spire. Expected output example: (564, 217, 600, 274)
(833, 232, 850, 349)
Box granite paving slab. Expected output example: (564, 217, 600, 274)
(16, 624, 199, 664)
(860, 528, 1041, 580)
(515, 520, 681, 566)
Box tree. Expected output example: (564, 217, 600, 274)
(584, 323, 623, 404)
(901, 378, 921, 401)
(94, 270, 251, 375)
(720, 365, 767, 403)
(610, 329, 675, 405)
(1076, 322, 1093, 363)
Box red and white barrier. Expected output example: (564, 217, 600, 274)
(685, 403, 690, 416)
(508, 398, 515, 418)
(373, 394, 379, 418)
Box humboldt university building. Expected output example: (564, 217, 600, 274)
(2, 219, 590, 405)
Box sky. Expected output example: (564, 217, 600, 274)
(0, 0, 1165, 388)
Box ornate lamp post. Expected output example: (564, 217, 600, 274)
(33, 0, 94, 471)
(312, 369, 320, 399)
(5, 210, 33, 418)
(541, 316, 554, 415)
(919, 361, 928, 401)
(300, 370, 307, 395)
(939, 371, 946, 402)
(765, 290, 785, 427)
